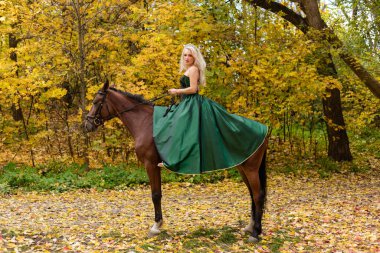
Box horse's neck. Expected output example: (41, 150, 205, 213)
(121, 105, 153, 140)
(110, 96, 152, 139)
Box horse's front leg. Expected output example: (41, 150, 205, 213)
(146, 163, 163, 237)
(237, 167, 255, 234)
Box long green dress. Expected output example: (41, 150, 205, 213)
(153, 75, 268, 174)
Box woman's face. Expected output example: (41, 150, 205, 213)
(183, 49, 195, 67)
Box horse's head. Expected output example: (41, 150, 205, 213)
(84, 80, 117, 132)
(85, 80, 155, 132)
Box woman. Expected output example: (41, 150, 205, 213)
(153, 44, 268, 174)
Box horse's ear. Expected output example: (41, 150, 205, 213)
(102, 79, 109, 91)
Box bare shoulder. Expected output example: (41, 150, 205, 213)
(188, 65, 199, 74)
(188, 66, 200, 79)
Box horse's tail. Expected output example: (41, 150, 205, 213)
(259, 149, 267, 208)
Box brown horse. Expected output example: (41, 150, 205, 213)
(84, 81, 269, 242)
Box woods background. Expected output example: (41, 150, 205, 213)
(0, 0, 379, 168)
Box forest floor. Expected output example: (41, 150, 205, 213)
(0, 170, 379, 252)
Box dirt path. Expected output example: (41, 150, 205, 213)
(0, 172, 379, 252)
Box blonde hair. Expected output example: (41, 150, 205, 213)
(179, 44, 206, 85)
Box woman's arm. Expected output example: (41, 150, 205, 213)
(169, 67, 199, 95)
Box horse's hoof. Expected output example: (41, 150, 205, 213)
(242, 220, 254, 233)
(242, 225, 254, 234)
(148, 220, 163, 237)
(248, 236, 259, 243)
(147, 229, 160, 238)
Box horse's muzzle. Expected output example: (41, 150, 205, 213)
(84, 120, 97, 132)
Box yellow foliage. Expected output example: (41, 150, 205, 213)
(40, 87, 67, 102)
(0, 0, 378, 165)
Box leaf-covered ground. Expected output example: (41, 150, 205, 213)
(0, 171, 379, 252)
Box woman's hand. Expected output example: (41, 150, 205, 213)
(168, 88, 179, 95)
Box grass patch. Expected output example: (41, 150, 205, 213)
(266, 229, 301, 253)
(348, 162, 368, 173)
(182, 226, 238, 250)
(269, 126, 379, 176)
(1, 229, 17, 238)
(0, 162, 241, 194)
(189, 227, 218, 239)
(353, 127, 380, 158)
(183, 238, 213, 251)
(316, 157, 340, 178)
(156, 230, 172, 240)
(140, 243, 160, 251)
(216, 226, 238, 244)
(0, 162, 150, 193)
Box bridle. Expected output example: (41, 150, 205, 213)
(86, 89, 172, 127)
(86, 90, 114, 127)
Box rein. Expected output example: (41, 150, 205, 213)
(117, 92, 171, 115)
(87, 90, 173, 127)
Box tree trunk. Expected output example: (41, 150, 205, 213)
(318, 53, 353, 161)
(74, 0, 90, 167)
(301, 0, 352, 161)
(9, 33, 24, 121)
(9, 31, 36, 165)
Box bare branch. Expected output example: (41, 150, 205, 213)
(244, 0, 380, 99)
(245, 0, 309, 33)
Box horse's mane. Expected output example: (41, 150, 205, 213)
(109, 87, 153, 105)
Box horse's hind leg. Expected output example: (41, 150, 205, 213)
(242, 143, 267, 242)
(237, 167, 255, 234)
(146, 163, 163, 237)
(242, 166, 264, 242)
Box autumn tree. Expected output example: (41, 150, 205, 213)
(242, 0, 373, 161)
(0, 0, 142, 165)
(329, 0, 380, 127)
(0, 0, 44, 166)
